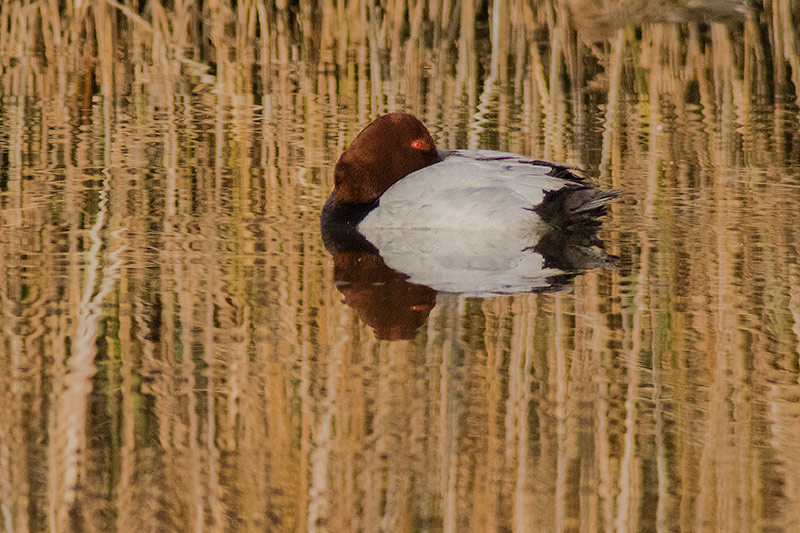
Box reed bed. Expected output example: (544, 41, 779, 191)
(0, 0, 800, 531)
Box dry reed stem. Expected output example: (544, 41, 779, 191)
(0, 0, 799, 530)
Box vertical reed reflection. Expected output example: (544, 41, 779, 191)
(0, 1, 800, 531)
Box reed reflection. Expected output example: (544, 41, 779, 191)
(2, 0, 800, 531)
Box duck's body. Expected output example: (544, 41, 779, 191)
(357, 148, 609, 235)
(321, 114, 615, 289)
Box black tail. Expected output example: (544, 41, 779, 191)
(534, 186, 618, 230)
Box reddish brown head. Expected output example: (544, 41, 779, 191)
(332, 113, 438, 205)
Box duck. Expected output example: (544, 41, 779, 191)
(322, 113, 615, 243)
(320, 113, 615, 294)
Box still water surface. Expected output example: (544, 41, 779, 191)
(1, 1, 800, 531)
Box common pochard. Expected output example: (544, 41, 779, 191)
(321, 113, 615, 247)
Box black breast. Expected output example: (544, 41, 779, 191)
(319, 195, 379, 253)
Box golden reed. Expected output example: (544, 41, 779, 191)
(0, 0, 799, 531)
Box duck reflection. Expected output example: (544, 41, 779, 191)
(323, 222, 612, 341)
(333, 251, 436, 341)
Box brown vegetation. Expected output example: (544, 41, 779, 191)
(1, 0, 800, 531)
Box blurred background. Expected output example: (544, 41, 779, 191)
(1, 0, 800, 531)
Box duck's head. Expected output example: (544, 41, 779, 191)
(332, 113, 439, 205)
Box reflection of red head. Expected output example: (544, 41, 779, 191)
(334, 252, 436, 341)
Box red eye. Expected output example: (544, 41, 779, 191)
(411, 139, 425, 149)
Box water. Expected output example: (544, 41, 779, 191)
(1, 1, 800, 531)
